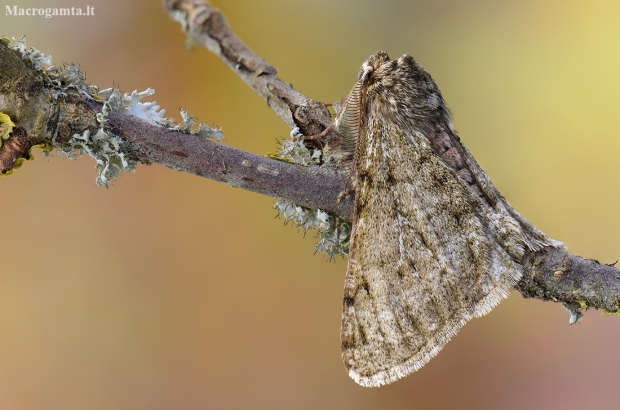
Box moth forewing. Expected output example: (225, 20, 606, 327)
(338, 52, 557, 387)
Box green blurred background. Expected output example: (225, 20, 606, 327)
(2, 0, 620, 408)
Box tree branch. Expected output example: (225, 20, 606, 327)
(1, 1, 619, 322)
(0, 40, 352, 218)
(519, 248, 620, 320)
(108, 110, 354, 219)
(162, 0, 332, 138)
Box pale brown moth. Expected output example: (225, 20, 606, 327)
(334, 52, 561, 387)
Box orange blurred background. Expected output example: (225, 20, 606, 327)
(2, 0, 620, 408)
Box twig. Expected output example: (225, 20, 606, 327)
(0, 41, 352, 218)
(162, 0, 332, 138)
(109, 110, 354, 218)
(0, 3, 619, 320)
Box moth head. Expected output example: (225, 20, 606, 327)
(359, 51, 447, 124)
(358, 51, 391, 86)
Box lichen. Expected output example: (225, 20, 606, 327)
(46, 63, 96, 100)
(267, 127, 321, 166)
(9, 36, 51, 70)
(3, 38, 223, 184)
(274, 201, 351, 258)
(0, 112, 15, 147)
(58, 86, 223, 185)
(120, 88, 170, 125)
(561, 302, 584, 325)
(169, 109, 223, 140)
(65, 128, 134, 186)
(270, 127, 351, 258)
(168, 9, 189, 32)
(601, 307, 620, 316)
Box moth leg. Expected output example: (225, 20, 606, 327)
(291, 123, 334, 142)
(289, 124, 354, 201)
(337, 187, 355, 203)
(337, 175, 356, 202)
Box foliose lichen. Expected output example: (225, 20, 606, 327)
(267, 127, 322, 166)
(274, 201, 351, 258)
(169, 108, 223, 140)
(561, 302, 584, 325)
(52, 87, 133, 186)
(4, 37, 223, 184)
(63, 87, 223, 186)
(9, 36, 51, 70)
(272, 127, 351, 258)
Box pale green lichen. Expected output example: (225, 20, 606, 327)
(58, 88, 137, 186)
(275, 126, 348, 170)
(8, 37, 98, 101)
(271, 127, 351, 258)
(274, 201, 351, 258)
(122, 88, 170, 125)
(97, 88, 223, 140)
(65, 128, 134, 186)
(9, 36, 51, 70)
(167, 9, 199, 49)
(3, 38, 222, 184)
(267, 127, 322, 166)
(59, 87, 223, 185)
(47, 63, 97, 100)
(98, 88, 168, 125)
(561, 302, 584, 325)
(170, 109, 223, 140)
(169, 9, 189, 32)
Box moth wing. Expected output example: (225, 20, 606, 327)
(341, 123, 522, 387)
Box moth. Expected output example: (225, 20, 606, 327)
(332, 52, 559, 387)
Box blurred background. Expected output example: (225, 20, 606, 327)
(2, 0, 620, 408)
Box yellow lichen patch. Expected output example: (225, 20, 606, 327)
(577, 300, 588, 309)
(0, 112, 15, 146)
(12, 156, 27, 169)
(265, 151, 297, 164)
(34, 142, 53, 153)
